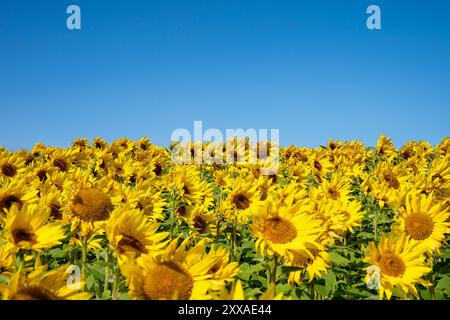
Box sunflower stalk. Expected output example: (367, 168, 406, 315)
(81, 235, 88, 290)
(111, 263, 120, 300)
(230, 215, 238, 262)
(268, 255, 278, 285)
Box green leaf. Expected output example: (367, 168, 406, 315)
(328, 252, 350, 265)
(323, 271, 337, 295)
(48, 248, 65, 259)
(435, 276, 450, 296)
(86, 274, 95, 291)
(420, 289, 432, 300)
(244, 287, 261, 298)
(439, 248, 450, 259)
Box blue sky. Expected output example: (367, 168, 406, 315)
(0, 0, 449, 150)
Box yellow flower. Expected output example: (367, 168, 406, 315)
(6, 203, 66, 251)
(110, 181, 166, 220)
(121, 237, 230, 300)
(287, 245, 331, 284)
(0, 153, 25, 179)
(312, 174, 352, 201)
(396, 192, 450, 254)
(224, 175, 262, 223)
(107, 205, 169, 260)
(1, 265, 92, 300)
(0, 180, 39, 219)
(363, 232, 431, 299)
(375, 134, 397, 158)
(182, 204, 216, 235)
(251, 200, 323, 257)
(0, 241, 16, 275)
(321, 199, 365, 236)
(171, 165, 213, 207)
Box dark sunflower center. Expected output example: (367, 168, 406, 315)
(71, 188, 113, 222)
(193, 215, 207, 233)
(14, 286, 59, 300)
(327, 187, 340, 200)
(432, 174, 443, 183)
(314, 160, 322, 171)
(117, 234, 147, 255)
(177, 206, 187, 217)
(0, 195, 23, 212)
(53, 158, 68, 172)
(405, 212, 434, 240)
(12, 228, 36, 244)
(182, 185, 190, 195)
(50, 203, 62, 220)
(143, 261, 193, 300)
(378, 253, 406, 277)
(37, 170, 48, 182)
(263, 217, 297, 244)
(233, 194, 250, 210)
(153, 163, 162, 176)
(2, 163, 17, 177)
(291, 249, 319, 267)
(384, 174, 400, 189)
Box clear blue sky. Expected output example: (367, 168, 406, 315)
(1, 0, 449, 150)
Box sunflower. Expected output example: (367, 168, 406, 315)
(182, 204, 216, 235)
(1, 264, 92, 300)
(93, 137, 108, 150)
(171, 165, 213, 207)
(396, 192, 450, 254)
(121, 237, 228, 300)
(287, 245, 331, 285)
(312, 174, 352, 201)
(107, 205, 169, 261)
(0, 153, 24, 179)
(205, 245, 239, 283)
(70, 188, 113, 222)
(251, 200, 323, 257)
(417, 156, 450, 203)
(0, 242, 16, 275)
(0, 180, 39, 218)
(374, 134, 397, 158)
(224, 175, 262, 223)
(363, 232, 431, 299)
(5, 203, 66, 251)
(46, 148, 80, 173)
(110, 181, 166, 220)
(320, 199, 365, 236)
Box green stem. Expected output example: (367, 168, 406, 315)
(81, 236, 88, 290)
(111, 264, 120, 300)
(230, 216, 237, 262)
(373, 206, 379, 241)
(103, 265, 110, 297)
(309, 278, 315, 300)
(269, 255, 278, 285)
(428, 258, 436, 300)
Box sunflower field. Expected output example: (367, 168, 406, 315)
(0, 135, 449, 300)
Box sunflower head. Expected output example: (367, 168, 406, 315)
(71, 188, 113, 222)
(6, 203, 66, 251)
(398, 192, 450, 253)
(363, 232, 431, 299)
(251, 200, 323, 257)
